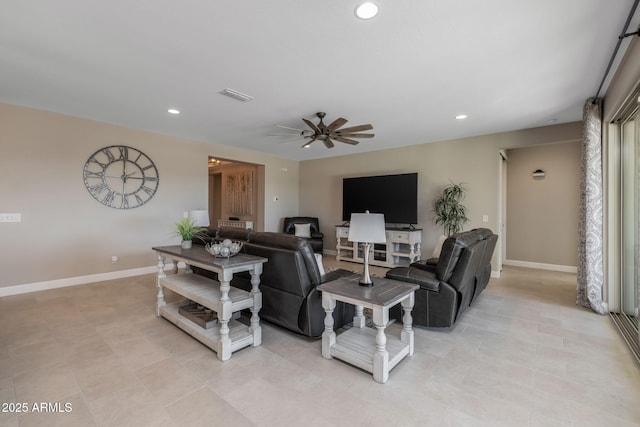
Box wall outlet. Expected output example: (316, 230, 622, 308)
(482, 215, 489, 223)
(0, 213, 21, 223)
(111, 255, 119, 263)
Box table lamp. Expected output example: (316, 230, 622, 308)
(188, 210, 210, 227)
(348, 211, 386, 286)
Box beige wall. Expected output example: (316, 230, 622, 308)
(506, 141, 581, 267)
(299, 123, 582, 264)
(0, 103, 299, 287)
(0, 101, 583, 289)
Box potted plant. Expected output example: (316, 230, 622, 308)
(173, 217, 207, 249)
(434, 182, 469, 237)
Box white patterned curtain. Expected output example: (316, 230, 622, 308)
(577, 98, 607, 314)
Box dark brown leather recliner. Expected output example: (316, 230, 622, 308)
(386, 228, 497, 327)
(282, 216, 324, 253)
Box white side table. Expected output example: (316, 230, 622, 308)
(317, 274, 418, 383)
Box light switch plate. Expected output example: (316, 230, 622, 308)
(0, 213, 21, 223)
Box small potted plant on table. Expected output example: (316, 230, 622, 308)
(173, 217, 207, 249)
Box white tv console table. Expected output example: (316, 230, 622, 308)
(336, 226, 422, 268)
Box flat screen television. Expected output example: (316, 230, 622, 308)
(342, 173, 418, 225)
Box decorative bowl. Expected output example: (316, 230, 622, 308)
(205, 240, 243, 258)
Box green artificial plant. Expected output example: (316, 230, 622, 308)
(173, 217, 207, 242)
(433, 181, 470, 237)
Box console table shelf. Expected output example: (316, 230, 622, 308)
(336, 226, 422, 268)
(159, 301, 254, 353)
(159, 274, 255, 313)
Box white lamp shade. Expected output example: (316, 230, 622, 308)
(188, 210, 210, 227)
(348, 212, 386, 243)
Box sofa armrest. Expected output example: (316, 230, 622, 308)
(311, 232, 324, 239)
(386, 267, 440, 292)
(410, 258, 437, 273)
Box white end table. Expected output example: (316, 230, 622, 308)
(317, 274, 418, 383)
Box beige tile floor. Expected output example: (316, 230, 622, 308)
(1, 258, 639, 427)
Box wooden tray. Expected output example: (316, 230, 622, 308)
(178, 302, 218, 329)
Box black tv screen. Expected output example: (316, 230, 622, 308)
(342, 173, 418, 225)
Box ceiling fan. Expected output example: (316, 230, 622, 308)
(276, 112, 374, 148)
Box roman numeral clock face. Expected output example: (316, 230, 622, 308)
(83, 145, 159, 209)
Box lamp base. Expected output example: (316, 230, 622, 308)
(359, 242, 375, 287)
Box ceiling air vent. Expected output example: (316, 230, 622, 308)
(219, 88, 253, 102)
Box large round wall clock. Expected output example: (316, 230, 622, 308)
(83, 145, 159, 209)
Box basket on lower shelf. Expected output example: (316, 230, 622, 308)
(178, 302, 218, 329)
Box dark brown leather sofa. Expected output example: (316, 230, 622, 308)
(193, 228, 353, 337)
(385, 228, 497, 327)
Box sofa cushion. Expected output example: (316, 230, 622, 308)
(386, 267, 440, 292)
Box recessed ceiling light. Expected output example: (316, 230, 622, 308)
(168, 109, 180, 115)
(455, 114, 467, 120)
(355, 2, 378, 19)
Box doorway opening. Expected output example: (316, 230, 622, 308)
(208, 156, 265, 231)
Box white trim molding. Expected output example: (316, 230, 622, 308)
(0, 264, 181, 297)
(504, 259, 577, 273)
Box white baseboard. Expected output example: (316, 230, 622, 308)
(503, 259, 577, 273)
(0, 264, 180, 298)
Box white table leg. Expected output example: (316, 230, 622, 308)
(321, 293, 336, 359)
(249, 265, 263, 346)
(372, 306, 389, 383)
(353, 305, 366, 328)
(156, 255, 166, 316)
(401, 293, 415, 356)
(216, 270, 233, 361)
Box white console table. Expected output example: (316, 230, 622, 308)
(336, 226, 421, 268)
(153, 245, 267, 361)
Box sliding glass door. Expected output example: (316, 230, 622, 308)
(612, 114, 640, 361)
(621, 119, 639, 318)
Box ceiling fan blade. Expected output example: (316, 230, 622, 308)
(323, 138, 335, 148)
(338, 133, 374, 138)
(276, 125, 305, 132)
(327, 117, 348, 131)
(302, 136, 317, 148)
(302, 118, 321, 134)
(334, 136, 360, 145)
(335, 124, 373, 134)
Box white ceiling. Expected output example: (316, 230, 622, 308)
(1, 1, 638, 161)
